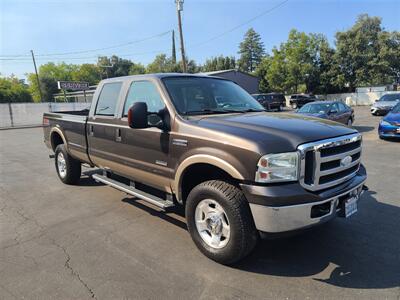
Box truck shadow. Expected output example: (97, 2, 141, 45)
(235, 190, 400, 290)
(353, 125, 375, 133)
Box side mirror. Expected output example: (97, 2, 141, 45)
(329, 109, 338, 115)
(128, 102, 148, 129)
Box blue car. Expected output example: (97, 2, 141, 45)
(378, 102, 400, 139)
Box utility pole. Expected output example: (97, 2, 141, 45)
(31, 50, 43, 102)
(171, 30, 177, 64)
(175, 0, 187, 73)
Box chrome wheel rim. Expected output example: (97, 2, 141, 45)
(195, 199, 230, 249)
(57, 152, 67, 178)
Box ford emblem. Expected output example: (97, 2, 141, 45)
(340, 155, 352, 167)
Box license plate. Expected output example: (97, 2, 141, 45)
(345, 196, 358, 218)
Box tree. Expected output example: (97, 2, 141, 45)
(202, 55, 236, 72)
(0, 76, 33, 103)
(97, 55, 133, 78)
(334, 14, 400, 89)
(129, 63, 146, 75)
(146, 54, 179, 73)
(72, 64, 101, 85)
(238, 28, 265, 73)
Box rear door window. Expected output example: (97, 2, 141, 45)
(95, 82, 123, 116)
(338, 102, 348, 112)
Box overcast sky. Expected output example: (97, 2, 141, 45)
(1, 0, 399, 79)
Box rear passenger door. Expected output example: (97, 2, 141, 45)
(87, 81, 124, 168)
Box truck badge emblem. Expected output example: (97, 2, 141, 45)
(340, 156, 352, 167)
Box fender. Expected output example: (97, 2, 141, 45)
(50, 126, 68, 152)
(173, 154, 245, 203)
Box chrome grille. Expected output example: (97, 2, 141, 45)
(298, 133, 362, 191)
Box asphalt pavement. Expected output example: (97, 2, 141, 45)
(0, 106, 399, 299)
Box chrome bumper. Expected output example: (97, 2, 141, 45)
(249, 182, 365, 233)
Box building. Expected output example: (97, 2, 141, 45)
(200, 69, 259, 94)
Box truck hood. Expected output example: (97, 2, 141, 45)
(192, 112, 357, 153)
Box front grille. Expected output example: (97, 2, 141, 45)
(298, 133, 362, 191)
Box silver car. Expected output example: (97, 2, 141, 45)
(371, 93, 400, 116)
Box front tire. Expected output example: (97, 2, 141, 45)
(185, 180, 258, 265)
(55, 144, 81, 185)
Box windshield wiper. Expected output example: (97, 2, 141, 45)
(184, 109, 238, 115)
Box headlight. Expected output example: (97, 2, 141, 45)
(255, 152, 299, 183)
(380, 120, 391, 126)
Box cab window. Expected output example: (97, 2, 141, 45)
(95, 82, 123, 116)
(123, 81, 165, 116)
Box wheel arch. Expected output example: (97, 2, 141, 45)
(174, 155, 245, 204)
(50, 127, 68, 152)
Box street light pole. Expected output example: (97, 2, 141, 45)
(175, 0, 187, 73)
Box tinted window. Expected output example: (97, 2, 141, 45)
(95, 82, 122, 116)
(163, 77, 264, 114)
(338, 102, 347, 112)
(123, 81, 165, 116)
(391, 103, 400, 113)
(299, 103, 331, 113)
(331, 103, 340, 112)
(380, 93, 400, 102)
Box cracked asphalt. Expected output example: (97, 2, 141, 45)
(0, 106, 399, 299)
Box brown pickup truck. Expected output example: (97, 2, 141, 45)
(43, 74, 367, 264)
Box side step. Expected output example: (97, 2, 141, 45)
(92, 173, 174, 209)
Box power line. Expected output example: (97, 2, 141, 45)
(187, 0, 289, 49)
(0, 30, 172, 58)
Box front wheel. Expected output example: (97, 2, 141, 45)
(185, 180, 258, 265)
(291, 103, 297, 109)
(55, 144, 81, 185)
(347, 118, 353, 127)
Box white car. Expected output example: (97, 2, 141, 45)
(371, 93, 400, 116)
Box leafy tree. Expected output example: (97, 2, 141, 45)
(238, 28, 265, 73)
(0, 76, 33, 103)
(335, 14, 400, 89)
(202, 55, 236, 72)
(129, 63, 146, 75)
(146, 54, 179, 73)
(72, 64, 101, 85)
(97, 55, 133, 78)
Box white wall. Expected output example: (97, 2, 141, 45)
(317, 91, 399, 106)
(0, 102, 90, 128)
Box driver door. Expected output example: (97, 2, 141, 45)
(113, 79, 173, 192)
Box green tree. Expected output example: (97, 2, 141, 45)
(238, 28, 265, 73)
(97, 55, 133, 78)
(202, 55, 236, 72)
(129, 63, 146, 75)
(0, 76, 33, 103)
(335, 14, 400, 89)
(72, 64, 101, 85)
(146, 54, 180, 73)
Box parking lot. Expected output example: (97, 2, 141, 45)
(0, 106, 399, 299)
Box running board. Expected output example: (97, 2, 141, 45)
(92, 173, 174, 209)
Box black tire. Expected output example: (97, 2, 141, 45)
(279, 104, 284, 111)
(185, 180, 258, 265)
(54, 144, 81, 185)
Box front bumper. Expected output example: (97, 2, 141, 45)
(379, 123, 400, 138)
(371, 106, 391, 115)
(241, 165, 367, 233)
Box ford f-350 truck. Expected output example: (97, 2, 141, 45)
(43, 74, 367, 264)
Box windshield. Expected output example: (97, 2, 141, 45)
(162, 77, 264, 115)
(379, 94, 400, 102)
(298, 103, 331, 114)
(391, 103, 400, 113)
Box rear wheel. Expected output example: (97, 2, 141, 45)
(279, 104, 284, 111)
(55, 144, 81, 185)
(347, 118, 353, 127)
(185, 180, 258, 265)
(291, 102, 297, 109)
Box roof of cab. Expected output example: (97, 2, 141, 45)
(100, 73, 221, 83)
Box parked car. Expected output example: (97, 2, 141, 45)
(252, 93, 286, 111)
(378, 102, 400, 139)
(43, 74, 367, 265)
(370, 93, 400, 116)
(296, 101, 355, 126)
(289, 94, 316, 109)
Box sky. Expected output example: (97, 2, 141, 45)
(1, 0, 399, 79)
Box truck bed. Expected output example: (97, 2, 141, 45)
(43, 110, 91, 164)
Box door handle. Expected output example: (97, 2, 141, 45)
(89, 125, 94, 136)
(116, 128, 122, 142)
